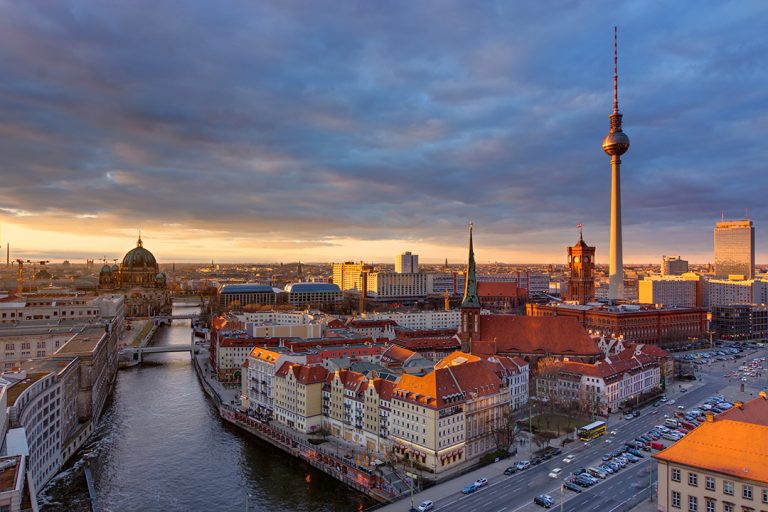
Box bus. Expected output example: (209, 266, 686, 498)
(577, 420, 607, 441)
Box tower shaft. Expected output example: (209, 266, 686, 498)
(608, 155, 624, 300)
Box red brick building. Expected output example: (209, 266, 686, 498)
(526, 303, 707, 347)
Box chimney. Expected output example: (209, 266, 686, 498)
(734, 401, 744, 409)
(759, 391, 767, 400)
(705, 411, 714, 423)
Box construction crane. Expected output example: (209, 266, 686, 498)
(15, 259, 30, 296)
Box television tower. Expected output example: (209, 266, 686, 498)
(602, 27, 630, 302)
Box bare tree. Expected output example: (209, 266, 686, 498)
(488, 408, 520, 454)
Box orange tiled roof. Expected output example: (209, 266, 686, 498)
(381, 345, 417, 366)
(434, 351, 482, 368)
(249, 347, 281, 363)
(653, 419, 768, 484)
(478, 315, 601, 356)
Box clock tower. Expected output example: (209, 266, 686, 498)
(565, 228, 596, 304)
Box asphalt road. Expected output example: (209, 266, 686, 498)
(380, 346, 768, 512)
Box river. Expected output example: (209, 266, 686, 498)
(40, 305, 371, 512)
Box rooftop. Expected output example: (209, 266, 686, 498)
(654, 419, 768, 484)
(4, 372, 49, 406)
(284, 282, 341, 293)
(219, 283, 277, 294)
(0, 455, 22, 493)
(55, 327, 106, 355)
(716, 392, 768, 425)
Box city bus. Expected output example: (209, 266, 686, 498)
(577, 420, 607, 441)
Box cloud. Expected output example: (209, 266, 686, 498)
(0, 0, 767, 262)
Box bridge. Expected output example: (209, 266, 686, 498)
(126, 314, 199, 326)
(121, 344, 195, 363)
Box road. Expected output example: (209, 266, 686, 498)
(380, 345, 767, 512)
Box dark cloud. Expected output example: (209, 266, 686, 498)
(1, 0, 767, 261)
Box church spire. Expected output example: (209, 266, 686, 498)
(461, 223, 481, 309)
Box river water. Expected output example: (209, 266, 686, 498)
(40, 306, 370, 512)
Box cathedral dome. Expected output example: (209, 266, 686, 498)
(101, 264, 112, 273)
(122, 237, 157, 269)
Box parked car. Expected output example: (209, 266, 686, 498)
(588, 467, 607, 479)
(599, 464, 615, 474)
(475, 477, 488, 488)
(516, 460, 531, 471)
(462, 484, 478, 494)
(602, 454, 612, 461)
(563, 480, 582, 493)
(417, 500, 434, 512)
(651, 442, 664, 450)
(504, 466, 517, 475)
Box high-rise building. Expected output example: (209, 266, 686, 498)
(331, 261, 372, 291)
(602, 27, 630, 302)
(661, 256, 688, 276)
(714, 220, 755, 279)
(565, 231, 596, 304)
(394, 251, 418, 273)
(638, 276, 697, 307)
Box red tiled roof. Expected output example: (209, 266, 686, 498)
(291, 364, 328, 385)
(392, 337, 460, 351)
(477, 282, 524, 297)
(478, 315, 601, 356)
(559, 356, 658, 382)
(717, 392, 768, 425)
(381, 345, 417, 365)
(394, 368, 464, 409)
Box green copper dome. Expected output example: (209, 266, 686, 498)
(122, 237, 157, 269)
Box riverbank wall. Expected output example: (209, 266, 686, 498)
(190, 353, 395, 504)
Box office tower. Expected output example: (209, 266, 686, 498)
(602, 27, 630, 302)
(565, 229, 596, 304)
(714, 220, 755, 279)
(661, 256, 689, 276)
(331, 261, 371, 291)
(394, 251, 419, 273)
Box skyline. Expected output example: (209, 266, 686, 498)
(1, 1, 768, 264)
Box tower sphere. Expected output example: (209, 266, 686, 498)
(602, 128, 630, 156)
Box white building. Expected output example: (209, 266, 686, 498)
(363, 310, 460, 330)
(245, 347, 306, 420)
(395, 252, 419, 274)
(706, 279, 768, 307)
(366, 272, 428, 299)
(638, 276, 697, 307)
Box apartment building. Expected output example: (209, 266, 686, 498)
(638, 276, 697, 307)
(273, 362, 328, 433)
(363, 310, 460, 331)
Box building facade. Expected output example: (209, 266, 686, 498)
(661, 256, 689, 276)
(395, 252, 419, 274)
(638, 276, 698, 307)
(714, 220, 755, 279)
(284, 282, 342, 309)
(564, 234, 596, 304)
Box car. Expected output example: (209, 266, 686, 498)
(681, 387, 688, 392)
(653, 401, 661, 407)
(417, 500, 434, 512)
(668, 399, 676, 405)
(516, 460, 531, 471)
(573, 468, 587, 476)
(534, 495, 555, 508)
(606, 462, 620, 472)
(614, 457, 628, 467)
(542, 452, 553, 460)
(599, 464, 615, 474)
(588, 467, 606, 479)
(574, 476, 593, 487)
(462, 484, 478, 494)
(548, 468, 562, 478)
(610, 430, 618, 436)
(624, 414, 634, 420)
(475, 477, 488, 487)
(624, 454, 639, 463)
(633, 410, 641, 417)
(563, 454, 576, 463)
(660, 396, 668, 402)
(628, 449, 644, 458)
(602, 454, 612, 461)
(677, 405, 685, 410)
(563, 480, 582, 493)
(504, 466, 517, 475)
(581, 474, 599, 484)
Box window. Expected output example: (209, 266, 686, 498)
(704, 476, 715, 490)
(705, 500, 714, 512)
(723, 481, 734, 495)
(743, 484, 753, 500)
(688, 472, 698, 487)
(672, 468, 681, 482)
(688, 495, 697, 512)
(762, 488, 768, 504)
(671, 491, 681, 509)
(722, 503, 733, 512)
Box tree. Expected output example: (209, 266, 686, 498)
(488, 408, 520, 454)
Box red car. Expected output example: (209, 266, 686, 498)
(651, 442, 664, 450)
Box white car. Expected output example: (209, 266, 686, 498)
(474, 477, 488, 487)
(417, 500, 434, 512)
(563, 455, 576, 463)
(548, 468, 562, 478)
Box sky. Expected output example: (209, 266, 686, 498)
(1, 1, 767, 265)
